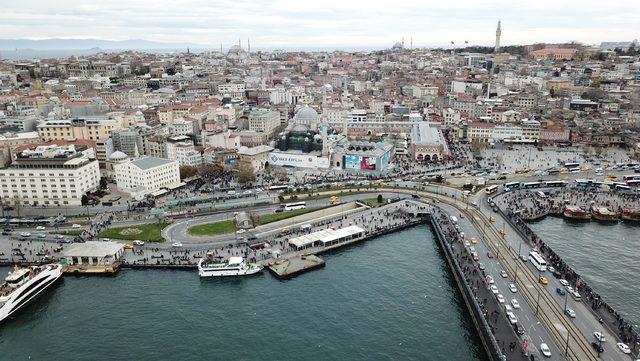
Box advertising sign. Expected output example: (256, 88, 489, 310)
(360, 156, 376, 170)
(269, 152, 330, 169)
(344, 155, 361, 169)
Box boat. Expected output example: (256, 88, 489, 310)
(592, 207, 618, 222)
(198, 252, 262, 277)
(0, 263, 63, 323)
(563, 206, 591, 220)
(621, 208, 640, 222)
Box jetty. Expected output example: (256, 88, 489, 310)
(268, 254, 325, 279)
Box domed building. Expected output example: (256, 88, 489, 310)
(292, 106, 319, 129)
(276, 123, 323, 153)
(227, 45, 248, 62)
(108, 150, 129, 162)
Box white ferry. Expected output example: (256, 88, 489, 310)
(198, 253, 262, 277)
(0, 263, 63, 322)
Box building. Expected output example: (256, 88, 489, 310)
(0, 144, 100, 206)
(37, 117, 121, 142)
(0, 131, 41, 168)
(332, 140, 394, 171)
(61, 241, 124, 272)
(237, 145, 273, 172)
(111, 128, 143, 157)
(113, 156, 181, 199)
(410, 122, 450, 162)
(248, 109, 280, 135)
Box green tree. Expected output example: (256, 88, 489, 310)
(99, 177, 108, 190)
(179, 165, 198, 180)
(377, 194, 383, 204)
(233, 163, 256, 184)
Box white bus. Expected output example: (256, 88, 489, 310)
(529, 251, 547, 272)
(282, 202, 307, 211)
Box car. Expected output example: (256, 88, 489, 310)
(55, 234, 64, 239)
(236, 229, 247, 234)
(616, 342, 631, 354)
(559, 279, 569, 287)
(478, 262, 486, 270)
(464, 240, 470, 247)
(472, 253, 479, 261)
(506, 311, 518, 324)
(500, 270, 508, 278)
(520, 254, 529, 262)
(486, 251, 494, 259)
(540, 343, 552, 357)
(514, 323, 525, 335)
(593, 332, 606, 342)
(496, 294, 505, 303)
(1, 231, 10, 235)
(509, 284, 517, 293)
(36, 233, 46, 238)
(564, 308, 576, 318)
(552, 270, 562, 279)
(490, 285, 499, 294)
(20, 232, 31, 237)
(72, 224, 82, 228)
(470, 237, 477, 244)
(505, 305, 513, 312)
(591, 341, 604, 353)
(123, 243, 134, 249)
(172, 242, 183, 247)
(539, 276, 549, 285)
(547, 266, 556, 273)
(566, 286, 574, 293)
(511, 299, 520, 309)
(36, 226, 46, 231)
(468, 246, 476, 253)
(243, 190, 252, 195)
(556, 287, 566, 296)
(133, 240, 145, 246)
(486, 275, 494, 284)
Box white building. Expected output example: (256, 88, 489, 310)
(248, 109, 280, 135)
(113, 157, 181, 199)
(0, 144, 100, 206)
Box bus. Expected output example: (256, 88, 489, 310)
(626, 180, 640, 188)
(503, 182, 521, 191)
(544, 180, 567, 188)
(282, 202, 306, 211)
(563, 162, 580, 169)
(522, 181, 541, 189)
(615, 184, 631, 191)
(622, 175, 640, 181)
(575, 179, 601, 189)
(268, 185, 289, 192)
(485, 185, 499, 195)
(529, 251, 547, 272)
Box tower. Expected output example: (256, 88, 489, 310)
(247, 38, 251, 53)
(495, 20, 501, 53)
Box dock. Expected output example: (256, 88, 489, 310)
(268, 254, 325, 279)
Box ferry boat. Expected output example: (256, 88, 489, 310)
(198, 253, 262, 277)
(563, 206, 591, 220)
(621, 208, 640, 222)
(592, 207, 618, 222)
(0, 263, 63, 322)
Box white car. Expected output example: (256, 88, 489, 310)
(511, 299, 520, 309)
(486, 275, 495, 284)
(506, 311, 518, 324)
(617, 342, 631, 354)
(496, 294, 505, 303)
(566, 286, 574, 293)
(243, 190, 252, 195)
(547, 266, 556, 273)
(509, 284, 517, 293)
(36, 226, 46, 231)
(504, 304, 513, 312)
(540, 343, 552, 357)
(500, 270, 508, 278)
(559, 279, 569, 287)
(133, 240, 145, 246)
(172, 242, 183, 247)
(490, 285, 499, 294)
(464, 240, 470, 247)
(593, 332, 606, 342)
(20, 232, 31, 237)
(72, 224, 82, 228)
(565, 308, 576, 318)
(236, 229, 246, 234)
(55, 234, 64, 239)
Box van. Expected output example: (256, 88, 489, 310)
(570, 290, 582, 302)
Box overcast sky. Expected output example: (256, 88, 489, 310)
(3, 0, 639, 49)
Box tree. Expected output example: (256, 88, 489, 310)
(81, 194, 89, 206)
(99, 177, 108, 190)
(199, 163, 224, 181)
(179, 165, 198, 180)
(233, 163, 256, 184)
(377, 194, 383, 204)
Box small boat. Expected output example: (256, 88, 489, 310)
(563, 206, 591, 220)
(592, 207, 618, 222)
(0, 264, 63, 323)
(621, 208, 640, 222)
(198, 252, 262, 277)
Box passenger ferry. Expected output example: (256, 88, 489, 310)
(563, 206, 591, 220)
(592, 207, 618, 222)
(0, 263, 63, 322)
(198, 253, 262, 277)
(621, 208, 640, 222)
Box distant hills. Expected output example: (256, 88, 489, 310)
(0, 38, 207, 50)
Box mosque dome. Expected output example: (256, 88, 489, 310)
(108, 151, 128, 161)
(294, 107, 319, 123)
(291, 124, 310, 133)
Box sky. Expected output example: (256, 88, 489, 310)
(2, 0, 640, 49)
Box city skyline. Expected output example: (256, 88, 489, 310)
(2, 0, 640, 49)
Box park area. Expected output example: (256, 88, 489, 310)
(188, 220, 236, 236)
(99, 222, 169, 242)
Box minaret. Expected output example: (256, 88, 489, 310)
(247, 38, 251, 53)
(495, 20, 501, 53)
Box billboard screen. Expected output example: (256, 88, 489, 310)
(344, 155, 361, 169)
(269, 152, 330, 169)
(360, 156, 376, 170)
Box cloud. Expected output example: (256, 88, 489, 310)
(2, 0, 639, 48)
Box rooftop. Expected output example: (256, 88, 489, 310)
(130, 157, 177, 170)
(62, 241, 124, 258)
